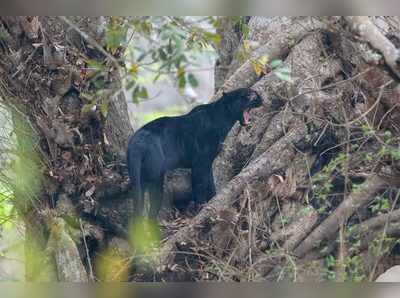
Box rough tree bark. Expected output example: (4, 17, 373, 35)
(214, 17, 243, 92)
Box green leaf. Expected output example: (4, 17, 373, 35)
(274, 70, 293, 83)
(173, 35, 183, 52)
(178, 75, 186, 89)
(100, 99, 108, 117)
(276, 66, 291, 74)
(240, 23, 250, 39)
(187, 73, 199, 88)
(167, 41, 173, 53)
(105, 24, 126, 50)
(258, 55, 269, 66)
(390, 148, 400, 160)
(159, 48, 168, 61)
(203, 32, 221, 46)
(82, 102, 96, 113)
(251, 60, 264, 76)
(126, 80, 136, 90)
(138, 86, 149, 99)
(80, 92, 94, 102)
(151, 51, 159, 61)
(270, 59, 283, 69)
(132, 86, 140, 104)
(86, 59, 104, 71)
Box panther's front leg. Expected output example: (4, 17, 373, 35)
(191, 161, 215, 205)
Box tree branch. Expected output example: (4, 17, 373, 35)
(345, 16, 400, 82)
(293, 175, 388, 258)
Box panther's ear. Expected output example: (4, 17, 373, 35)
(249, 89, 258, 100)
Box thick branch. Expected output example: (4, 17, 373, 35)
(294, 175, 388, 258)
(352, 208, 400, 235)
(345, 16, 400, 81)
(276, 207, 319, 252)
(212, 17, 326, 99)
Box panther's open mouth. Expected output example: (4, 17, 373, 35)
(242, 109, 251, 126)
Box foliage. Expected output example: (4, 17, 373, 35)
(0, 106, 42, 230)
(129, 218, 161, 254)
(80, 17, 219, 116)
(369, 195, 391, 214)
(122, 17, 219, 103)
(0, 106, 16, 229)
(0, 184, 14, 229)
(311, 153, 347, 214)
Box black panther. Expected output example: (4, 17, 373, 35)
(126, 88, 263, 220)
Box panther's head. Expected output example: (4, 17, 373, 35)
(222, 88, 264, 126)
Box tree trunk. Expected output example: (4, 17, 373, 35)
(0, 16, 133, 281)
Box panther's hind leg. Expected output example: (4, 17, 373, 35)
(148, 178, 164, 220)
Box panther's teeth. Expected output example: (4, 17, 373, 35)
(243, 110, 250, 125)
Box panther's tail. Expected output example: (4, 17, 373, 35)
(126, 149, 144, 218)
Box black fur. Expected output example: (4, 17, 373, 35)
(126, 88, 263, 220)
